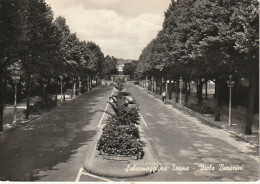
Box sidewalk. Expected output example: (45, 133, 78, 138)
(1, 94, 76, 135)
(140, 85, 259, 148)
(169, 91, 259, 127)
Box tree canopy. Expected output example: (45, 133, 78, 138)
(136, 0, 259, 134)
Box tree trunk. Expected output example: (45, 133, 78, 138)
(233, 79, 239, 107)
(18, 81, 22, 102)
(196, 78, 199, 98)
(90, 76, 93, 89)
(197, 78, 203, 104)
(185, 81, 189, 105)
(55, 79, 58, 105)
(155, 79, 158, 94)
(159, 80, 162, 95)
(3, 78, 7, 107)
(150, 79, 152, 91)
(176, 80, 179, 103)
(152, 80, 154, 92)
(0, 69, 4, 132)
(73, 77, 76, 97)
(245, 73, 258, 135)
(169, 80, 172, 99)
(188, 81, 191, 95)
(214, 78, 221, 121)
(39, 79, 44, 99)
(26, 75, 31, 119)
(205, 80, 208, 99)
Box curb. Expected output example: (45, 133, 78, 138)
(84, 162, 158, 179)
(84, 118, 159, 179)
(0, 87, 100, 137)
(138, 85, 259, 148)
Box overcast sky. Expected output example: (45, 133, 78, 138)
(45, 0, 171, 60)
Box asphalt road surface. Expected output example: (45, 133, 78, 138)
(121, 83, 259, 182)
(0, 86, 113, 181)
(0, 83, 258, 182)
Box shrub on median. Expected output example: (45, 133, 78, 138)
(97, 82, 144, 158)
(97, 117, 143, 155)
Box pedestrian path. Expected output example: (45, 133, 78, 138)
(168, 91, 259, 127)
(2, 94, 75, 134)
(139, 85, 259, 147)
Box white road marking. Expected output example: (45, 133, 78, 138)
(75, 167, 84, 182)
(139, 112, 148, 126)
(81, 171, 114, 182)
(98, 89, 114, 128)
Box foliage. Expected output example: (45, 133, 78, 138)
(123, 60, 138, 79)
(0, 0, 107, 130)
(97, 117, 143, 156)
(185, 103, 214, 114)
(106, 92, 139, 125)
(25, 96, 56, 114)
(97, 81, 144, 157)
(101, 55, 118, 79)
(136, 0, 259, 134)
(113, 80, 125, 91)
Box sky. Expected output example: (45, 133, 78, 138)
(45, 0, 171, 60)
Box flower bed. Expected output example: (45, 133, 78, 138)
(97, 117, 143, 157)
(96, 81, 144, 159)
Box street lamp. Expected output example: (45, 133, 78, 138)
(227, 75, 235, 126)
(12, 72, 20, 126)
(166, 79, 169, 95)
(60, 76, 63, 102)
(179, 77, 183, 105)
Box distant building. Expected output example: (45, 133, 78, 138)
(117, 64, 124, 73)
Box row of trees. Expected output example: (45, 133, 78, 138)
(0, 0, 118, 132)
(122, 60, 138, 80)
(136, 0, 259, 134)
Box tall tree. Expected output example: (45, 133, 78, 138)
(0, 0, 24, 131)
(21, 0, 55, 119)
(123, 60, 137, 80)
(229, 0, 259, 134)
(101, 55, 118, 80)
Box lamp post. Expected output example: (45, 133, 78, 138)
(162, 77, 165, 95)
(73, 77, 76, 97)
(12, 73, 20, 126)
(227, 75, 235, 126)
(179, 77, 183, 105)
(60, 76, 63, 102)
(166, 80, 169, 95)
(169, 79, 174, 100)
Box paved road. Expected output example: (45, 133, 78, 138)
(122, 83, 259, 182)
(0, 83, 258, 182)
(0, 86, 113, 181)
